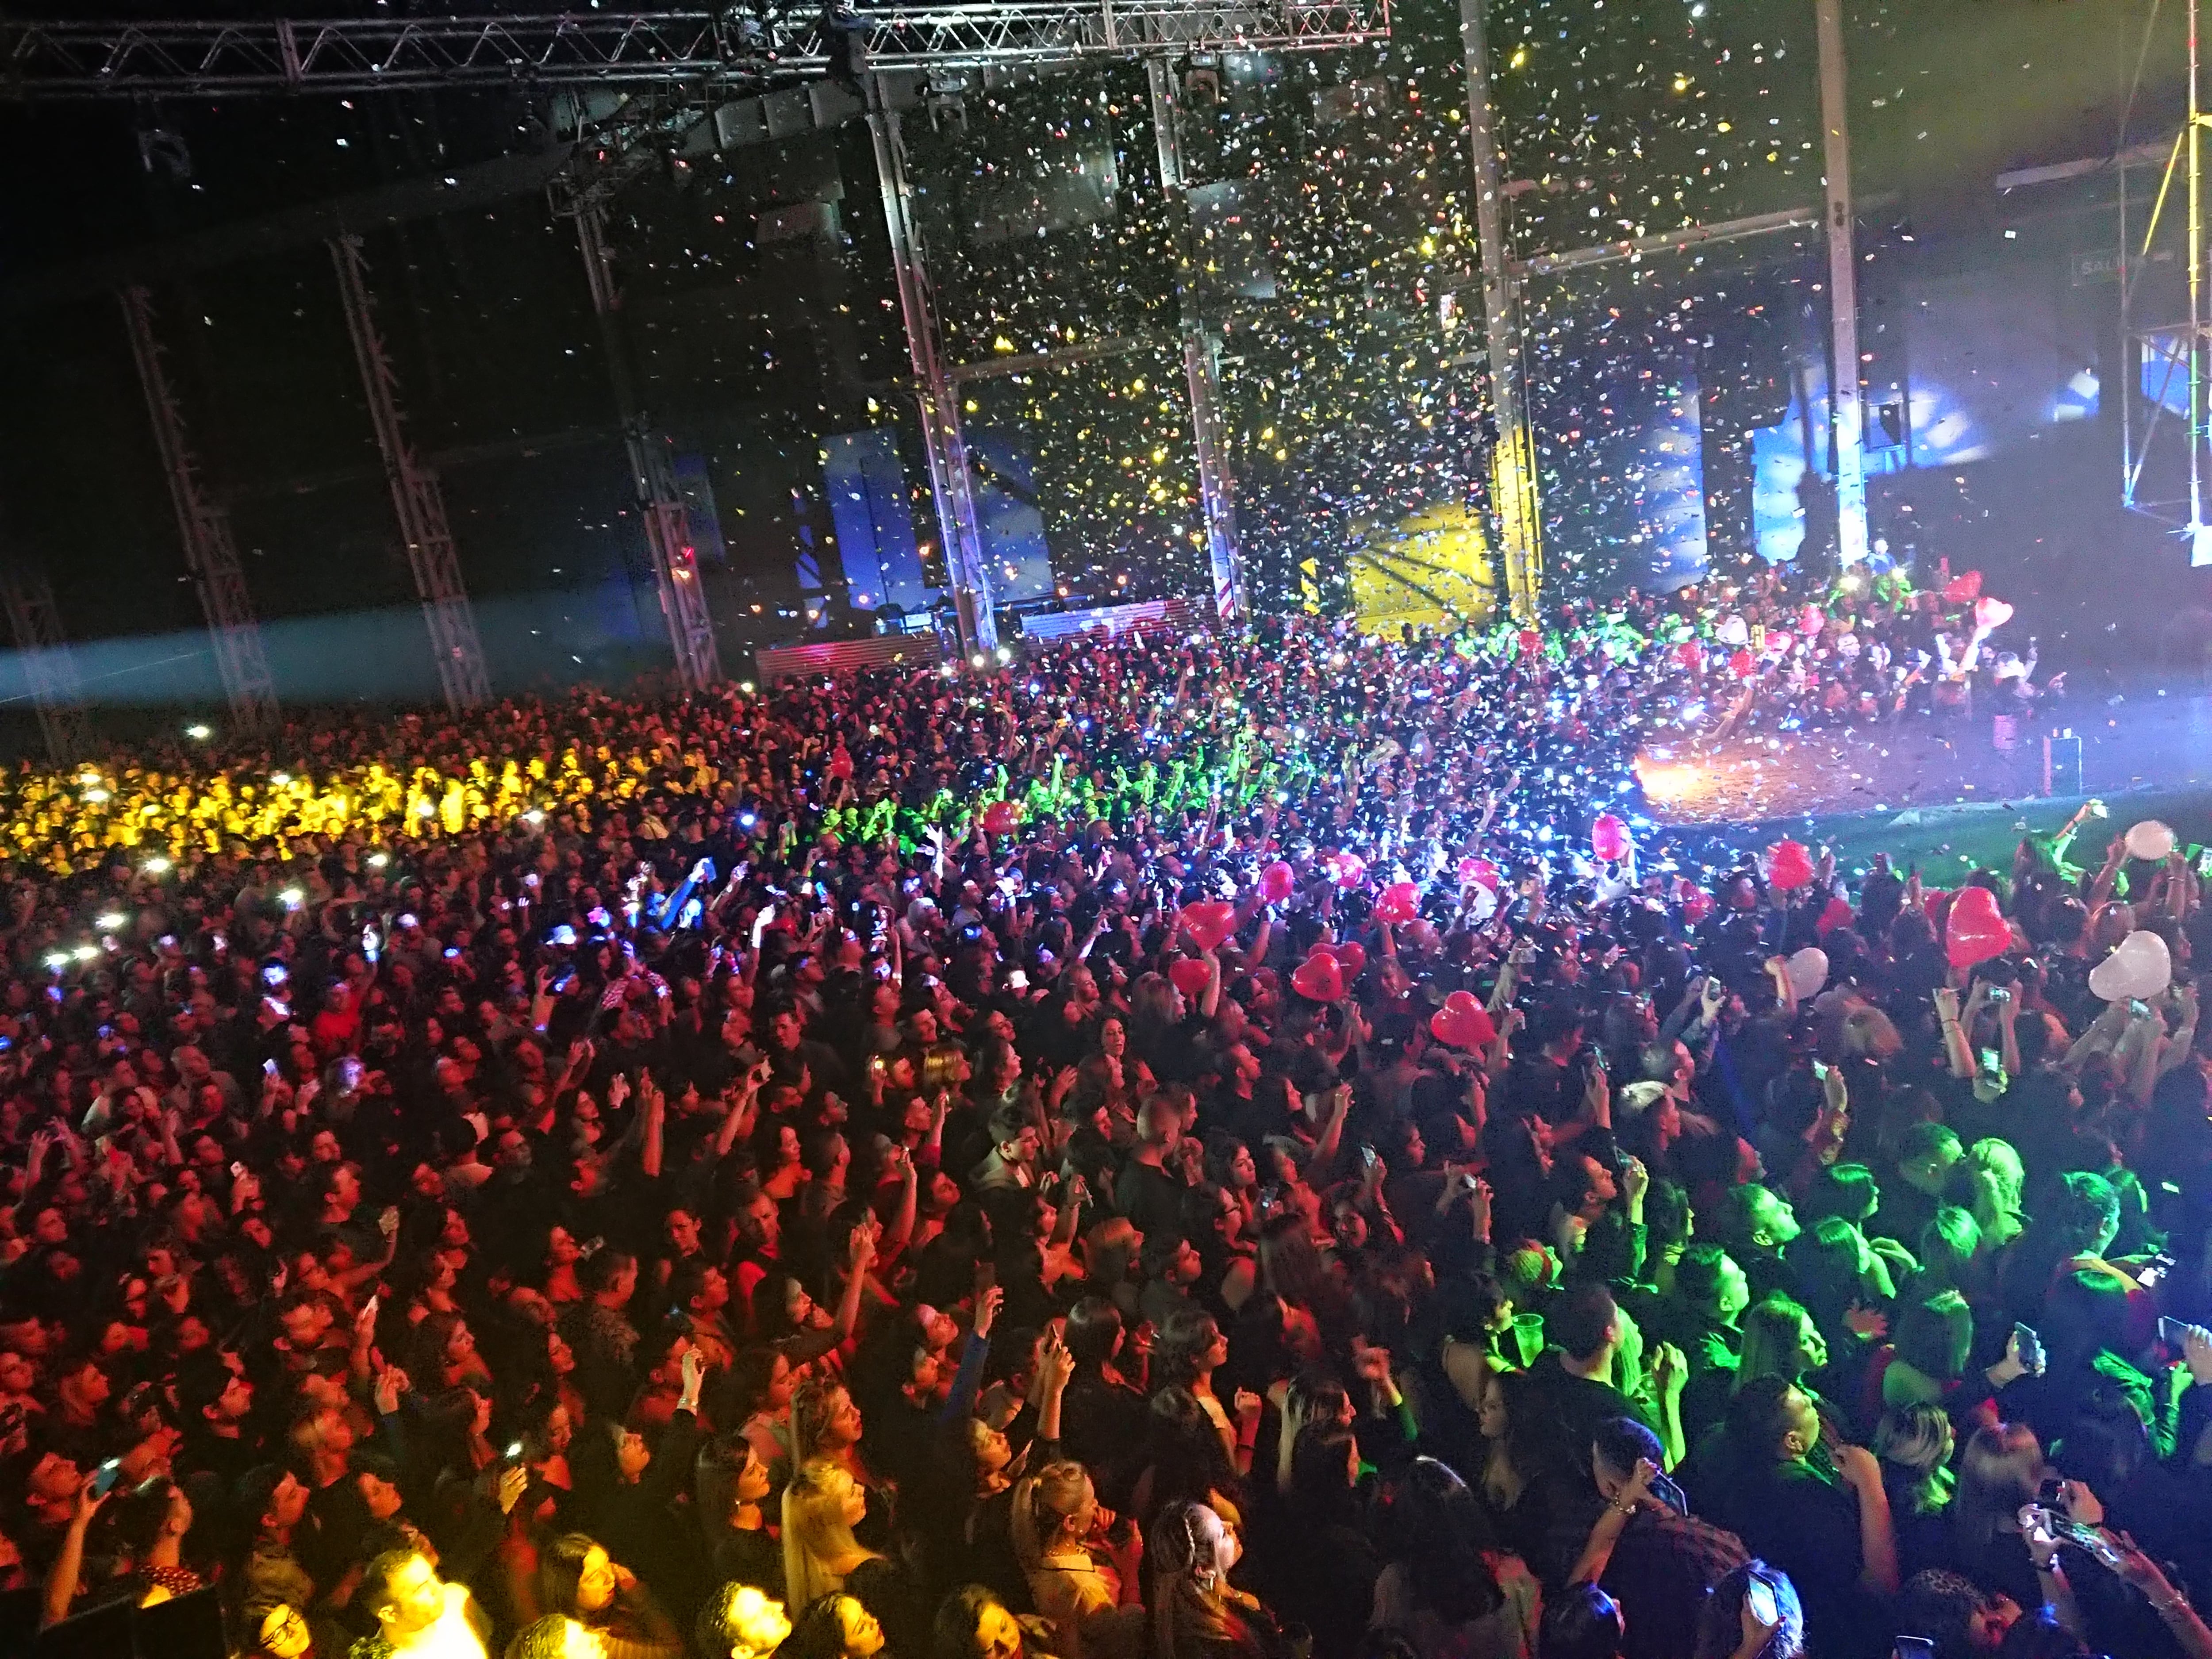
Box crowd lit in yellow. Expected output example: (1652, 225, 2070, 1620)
(13, 742, 726, 876)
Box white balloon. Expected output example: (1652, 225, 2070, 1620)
(2089, 929, 2174, 1002)
(1785, 947, 1829, 1001)
(2124, 819, 2177, 862)
(1719, 614, 1750, 646)
(1467, 883, 1498, 922)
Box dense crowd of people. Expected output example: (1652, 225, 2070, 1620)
(2, 584, 2208, 1659)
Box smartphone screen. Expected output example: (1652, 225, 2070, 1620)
(1744, 1578, 1778, 1628)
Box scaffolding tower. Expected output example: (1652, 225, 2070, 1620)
(567, 194, 722, 692)
(118, 284, 279, 726)
(1148, 58, 1247, 625)
(866, 71, 998, 655)
(329, 234, 491, 711)
(0, 571, 92, 762)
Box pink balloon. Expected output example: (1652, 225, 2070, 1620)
(1767, 839, 1814, 891)
(1325, 850, 1368, 891)
(1178, 900, 1237, 952)
(1457, 856, 1502, 891)
(1168, 956, 1213, 1000)
(1945, 885, 2009, 971)
(1290, 953, 1346, 1003)
(1375, 881, 1420, 924)
(1590, 814, 1631, 863)
(1312, 939, 1367, 980)
(1974, 595, 2014, 633)
(1430, 990, 1498, 1050)
(1259, 860, 1297, 903)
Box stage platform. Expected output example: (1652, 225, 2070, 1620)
(1636, 681, 2212, 878)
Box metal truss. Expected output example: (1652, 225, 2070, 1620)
(569, 196, 723, 693)
(0, 4, 1390, 97)
(0, 572, 92, 761)
(1148, 57, 1245, 625)
(118, 285, 280, 727)
(329, 235, 492, 711)
(866, 72, 996, 654)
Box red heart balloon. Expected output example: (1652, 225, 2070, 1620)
(1922, 889, 1954, 938)
(1945, 885, 2010, 971)
(1590, 814, 1631, 863)
(1324, 850, 1368, 891)
(981, 801, 1021, 836)
(1815, 896, 1855, 938)
(1942, 569, 1983, 604)
(1518, 628, 1542, 656)
(1681, 886, 1713, 925)
(1430, 998, 1499, 1050)
(1168, 956, 1213, 1000)
(1179, 900, 1237, 952)
(1767, 839, 1814, 891)
(1322, 940, 1367, 980)
(1974, 595, 2014, 633)
(1674, 639, 1703, 671)
(1290, 953, 1346, 1002)
(1375, 881, 1420, 925)
(1729, 647, 1755, 678)
(1457, 856, 1502, 892)
(828, 746, 854, 780)
(1259, 860, 1297, 903)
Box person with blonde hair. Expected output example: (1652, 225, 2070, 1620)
(1010, 1457, 1146, 1659)
(1145, 1500, 1270, 1659)
(784, 1457, 883, 1610)
(1872, 1403, 1956, 1579)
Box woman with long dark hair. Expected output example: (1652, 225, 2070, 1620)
(1368, 1457, 1535, 1659)
(1146, 1500, 1274, 1659)
(535, 1531, 685, 1659)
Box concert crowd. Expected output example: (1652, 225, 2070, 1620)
(0, 583, 2208, 1659)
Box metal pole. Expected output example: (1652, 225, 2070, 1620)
(2192, 0, 2209, 560)
(1456, 0, 1540, 624)
(572, 199, 722, 689)
(329, 235, 490, 710)
(119, 285, 278, 727)
(1148, 58, 1246, 624)
(864, 74, 996, 656)
(1815, 0, 1870, 567)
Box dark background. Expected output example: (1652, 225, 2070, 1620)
(0, 0, 2200, 729)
